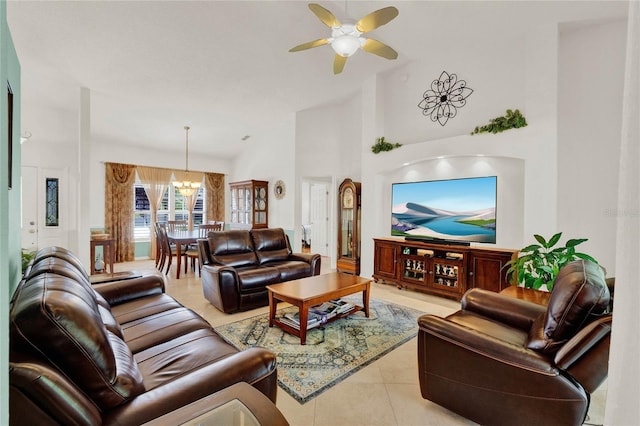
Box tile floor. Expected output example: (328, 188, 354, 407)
(115, 258, 607, 426)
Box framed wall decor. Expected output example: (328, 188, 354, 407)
(7, 82, 14, 189)
(274, 180, 286, 200)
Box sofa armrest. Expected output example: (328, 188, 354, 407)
(554, 315, 612, 392)
(461, 288, 546, 331)
(10, 362, 102, 425)
(200, 264, 242, 313)
(92, 274, 166, 306)
(288, 252, 321, 275)
(418, 314, 557, 374)
(102, 347, 278, 425)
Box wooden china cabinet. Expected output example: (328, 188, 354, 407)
(337, 178, 361, 275)
(229, 180, 268, 230)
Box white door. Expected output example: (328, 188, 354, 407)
(310, 183, 328, 256)
(21, 166, 38, 251)
(21, 166, 69, 251)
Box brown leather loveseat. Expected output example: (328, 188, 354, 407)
(417, 259, 611, 426)
(199, 228, 321, 313)
(9, 246, 278, 425)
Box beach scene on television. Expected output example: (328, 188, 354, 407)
(391, 176, 497, 244)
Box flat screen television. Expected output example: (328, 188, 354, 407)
(391, 176, 497, 244)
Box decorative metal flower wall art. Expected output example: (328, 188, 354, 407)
(418, 71, 474, 126)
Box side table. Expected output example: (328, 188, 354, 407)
(141, 382, 289, 426)
(90, 238, 114, 275)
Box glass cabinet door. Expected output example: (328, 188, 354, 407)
(340, 207, 353, 257)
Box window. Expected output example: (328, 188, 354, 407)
(134, 186, 153, 240)
(45, 177, 59, 226)
(133, 183, 205, 241)
(173, 187, 205, 226)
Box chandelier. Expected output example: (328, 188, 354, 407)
(173, 126, 201, 197)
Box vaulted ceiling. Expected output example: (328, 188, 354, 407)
(7, 1, 628, 159)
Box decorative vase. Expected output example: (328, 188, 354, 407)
(95, 255, 105, 272)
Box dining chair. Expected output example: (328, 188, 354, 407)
(167, 220, 188, 232)
(185, 223, 223, 276)
(157, 223, 183, 275)
(207, 220, 225, 230)
(154, 222, 163, 269)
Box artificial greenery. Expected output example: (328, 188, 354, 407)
(21, 249, 36, 274)
(371, 136, 402, 154)
(504, 232, 598, 291)
(471, 109, 527, 135)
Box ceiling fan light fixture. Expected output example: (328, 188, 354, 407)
(331, 35, 361, 57)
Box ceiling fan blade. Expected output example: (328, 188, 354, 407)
(362, 38, 398, 60)
(356, 6, 399, 33)
(309, 3, 341, 28)
(333, 54, 347, 74)
(289, 38, 330, 52)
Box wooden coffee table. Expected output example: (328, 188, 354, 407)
(267, 272, 371, 345)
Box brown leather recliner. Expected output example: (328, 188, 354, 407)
(199, 228, 321, 313)
(418, 260, 611, 426)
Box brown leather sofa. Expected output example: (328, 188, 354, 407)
(199, 228, 321, 313)
(418, 260, 611, 426)
(10, 246, 278, 425)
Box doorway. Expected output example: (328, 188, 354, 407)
(301, 178, 331, 258)
(21, 166, 69, 251)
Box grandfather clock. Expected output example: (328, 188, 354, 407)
(337, 178, 361, 275)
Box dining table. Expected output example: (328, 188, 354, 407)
(166, 230, 201, 279)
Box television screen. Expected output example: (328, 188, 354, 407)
(391, 176, 497, 244)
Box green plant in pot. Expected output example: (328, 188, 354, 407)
(21, 249, 36, 274)
(505, 232, 598, 292)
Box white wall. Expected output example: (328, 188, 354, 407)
(558, 18, 627, 276)
(383, 33, 525, 146)
(230, 113, 296, 231)
(292, 97, 363, 261)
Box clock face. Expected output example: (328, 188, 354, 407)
(343, 187, 354, 209)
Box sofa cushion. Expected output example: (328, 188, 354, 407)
(33, 246, 91, 282)
(208, 230, 258, 268)
(100, 305, 125, 339)
(133, 329, 238, 390)
(270, 260, 313, 281)
(10, 273, 145, 410)
(251, 228, 292, 265)
(119, 307, 213, 353)
(109, 293, 185, 323)
(527, 260, 609, 354)
(237, 266, 282, 293)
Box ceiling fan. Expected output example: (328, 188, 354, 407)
(289, 3, 399, 74)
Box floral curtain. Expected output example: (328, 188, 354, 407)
(205, 172, 225, 223)
(105, 162, 135, 262)
(136, 166, 173, 258)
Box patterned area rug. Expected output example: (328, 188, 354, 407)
(215, 297, 424, 403)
